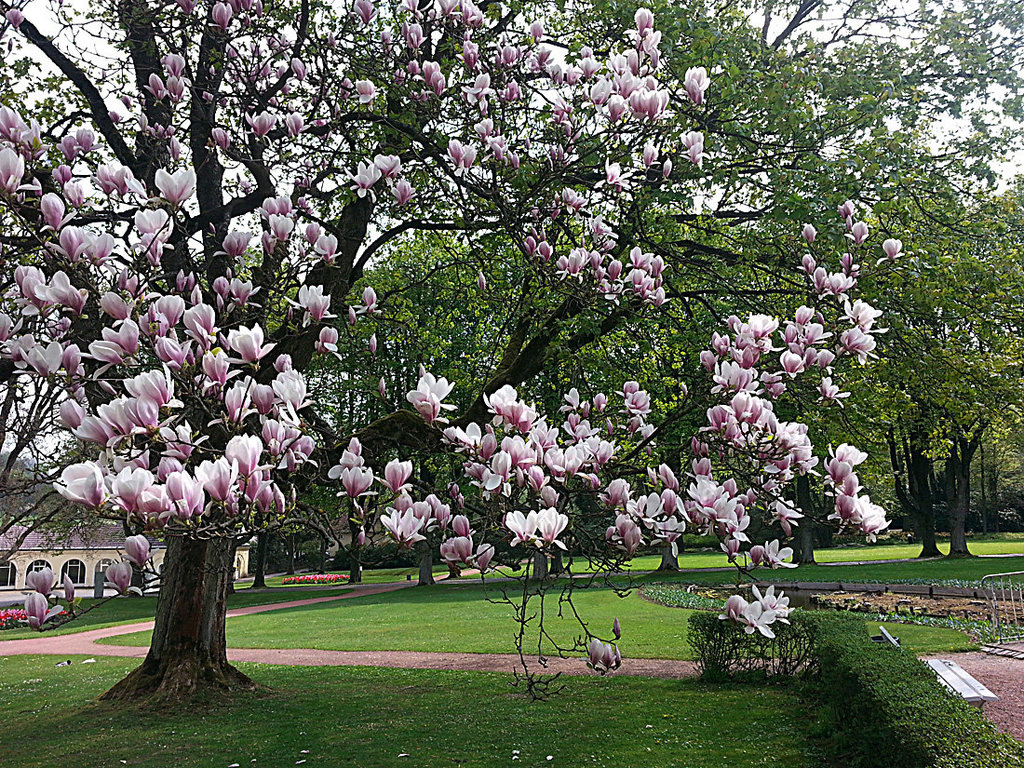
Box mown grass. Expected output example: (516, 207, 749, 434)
(236, 565, 456, 589)
(0, 655, 819, 768)
(640, 555, 1024, 588)
(0, 586, 350, 640)
(603, 532, 1024, 573)
(100, 583, 974, 658)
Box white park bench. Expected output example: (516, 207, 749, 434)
(924, 659, 999, 708)
(872, 626, 998, 707)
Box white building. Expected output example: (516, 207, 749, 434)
(0, 523, 249, 590)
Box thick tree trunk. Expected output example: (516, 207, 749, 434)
(101, 536, 254, 702)
(549, 549, 563, 575)
(251, 532, 267, 589)
(531, 551, 548, 580)
(945, 433, 980, 557)
(796, 521, 816, 564)
(416, 541, 434, 586)
(910, 453, 942, 558)
(794, 475, 816, 564)
(889, 424, 942, 558)
(657, 542, 679, 571)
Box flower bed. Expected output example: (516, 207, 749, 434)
(0, 608, 27, 630)
(281, 574, 349, 585)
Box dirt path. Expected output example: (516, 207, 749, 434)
(921, 651, 1024, 741)
(2, 579, 1019, 739)
(0, 578, 694, 679)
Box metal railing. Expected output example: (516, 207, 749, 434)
(981, 571, 1024, 644)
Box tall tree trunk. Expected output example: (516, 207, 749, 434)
(101, 536, 254, 702)
(889, 423, 941, 558)
(910, 450, 941, 558)
(549, 549, 563, 575)
(794, 475, 816, 564)
(286, 533, 296, 575)
(416, 541, 434, 586)
(348, 519, 362, 584)
(946, 430, 982, 557)
(657, 542, 679, 571)
(531, 551, 548, 580)
(251, 532, 267, 589)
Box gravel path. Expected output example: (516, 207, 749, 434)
(922, 650, 1024, 741)
(2, 579, 1019, 739)
(0, 578, 693, 678)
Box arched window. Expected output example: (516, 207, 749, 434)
(61, 559, 87, 585)
(0, 561, 15, 587)
(28, 559, 52, 574)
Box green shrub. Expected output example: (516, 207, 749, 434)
(691, 610, 1024, 767)
(687, 611, 818, 680)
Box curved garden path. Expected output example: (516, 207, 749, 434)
(0, 579, 695, 679)
(1, 578, 1021, 738)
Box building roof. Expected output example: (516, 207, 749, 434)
(0, 523, 165, 553)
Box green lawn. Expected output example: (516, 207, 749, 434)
(101, 583, 974, 658)
(0, 586, 350, 640)
(640, 555, 1024, 588)
(607, 532, 1024, 573)
(237, 566, 457, 588)
(0, 655, 818, 768)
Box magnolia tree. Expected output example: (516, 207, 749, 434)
(0, 0, 891, 700)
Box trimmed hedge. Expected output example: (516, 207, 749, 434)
(689, 611, 1024, 768)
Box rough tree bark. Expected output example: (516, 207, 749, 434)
(348, 519, 362, 584)
(888, 424, 942, 558)
(657, 542, 679, 571)
(549, 549, 564, 575)
(101, 536, 254, 702)
(416, 541, 435, 586)
(531, 551, 548, 580)
(794, 475, 816, 564)
(944, 424, 984, 557)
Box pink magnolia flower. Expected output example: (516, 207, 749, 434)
(105, 562, 133, 594)
(587, 637, 621, 674)
(340, 466, 374, 498)
(382, 508, 426, 547)
(406, 372, 455, 423)
(56, 463, 107, 507)
(683, 66, 710, 105)
(154, 168, 196, 205)
(228, 325, 275, 363)
(124, 535, 151, 566)
(195, 457, 239, 502)
(226, 434, 264, 476)
(383, 459, 413, 493)
(505, 510, 538, 545)
(25, 592, 48, 629)
(0, 147, 25, 193)
(26, 567, 55, 595)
